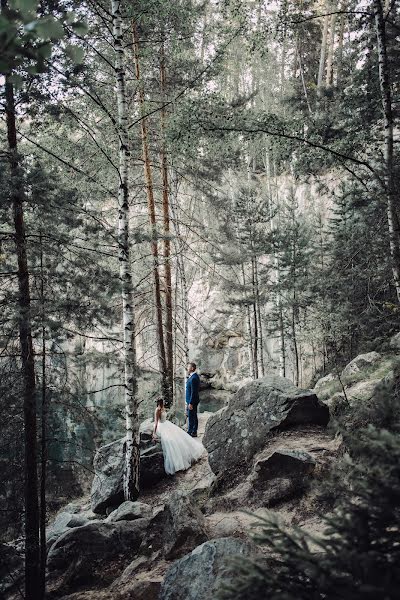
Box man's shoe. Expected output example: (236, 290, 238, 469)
(191, 433, 198, 437)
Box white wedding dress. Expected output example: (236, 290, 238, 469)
(155, 409, 204, 475)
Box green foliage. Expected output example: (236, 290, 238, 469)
(0, 0, 86, 75)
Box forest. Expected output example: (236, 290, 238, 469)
(1, 0, 400, 599)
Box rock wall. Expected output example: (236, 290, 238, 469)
(187, 172, 337, 388)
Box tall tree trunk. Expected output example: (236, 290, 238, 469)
(374, 0, 400, 302)
(254, 258, 265, 376)
(296, 39, 313, 115)
(317, 2, 330, 93)
(335, 2, 346, 86)
(325, 2, 338, 87)
(291, 302, 299, 386)
(241, 263, 256, 379)
(132, 20, 170, 401)
(39, 232, 46, 599)
(4, 74, 40, 600)
(265, 152, 286, 376)
(251, 257, 259, 379)
(112, 0, 140, 501)
(170, 177, 189, 370)
(278, 300, 286, 377)
(280, 29, 287, 98)
(159, 40, 174, 406)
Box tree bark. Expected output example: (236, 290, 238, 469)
(265, 152, 286, 377)
(4, 74, 40, 600)
(335, 2, 346, 86)
(317, 2, 330, 93)
(39, 232, 46, 599)
(325, 1, 338, 87)
(374, 0, 400, 303)
(159, 40, 174, 406)
(291, 302, 299, 386)
(242, 263, 256, 379)
(254, 258, 265, 376)
(132, 19, 170, 401)
(251, 257, 259, 379)
(111, 0, 140, 501)
(170, 175, 189, 371)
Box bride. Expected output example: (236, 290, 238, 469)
(152, 398, 204, 475)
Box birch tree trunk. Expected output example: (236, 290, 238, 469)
(132, 19, 170, 402)
(160, 40, 174, 405)
(111, 0, 140, 501)
(374, 0, 400, 303)
(4, 74, 40, 600)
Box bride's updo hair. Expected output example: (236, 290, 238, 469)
(156, 397, 164, 408)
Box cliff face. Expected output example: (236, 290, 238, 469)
(187, 171, 335, 388)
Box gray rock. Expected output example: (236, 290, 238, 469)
(203, 376, 329, 485)
(0, 542, 24, 598)
(106, 500, 152, 522)
(160, 537, 254, 600)
(91, 438, 125, 514)
(140, 442, 166, 486)
(341, 351, 381, 378)
(91, 435, 165, 514)
(325, 392, 348, 417)
(46, 518, 149, 597)
(109, 557, 162, 600)
(141, 491, 208, 560)
(314, 373, 337, 390)
(390, 332, 400, 351)
(345, 379, 382, 403)
(250, 449, 316, 505)
(46, 505, 100, 552)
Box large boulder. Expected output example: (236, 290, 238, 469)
(141, 491, 208, 560)
(109, 557, 163, 600)
(46, 507, 99, 550)
(341, 351, 381, 378)
(314, 373, 337, 390)
(249, 449, 316, 505)
(91, 435, 165, 514)
(160, 537, 254, 600)
(203, 376, 329, 484)
(46, 518, 149, 597)
(106, 500, 152, 523)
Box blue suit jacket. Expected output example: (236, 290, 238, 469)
(186, 372, 200, 407)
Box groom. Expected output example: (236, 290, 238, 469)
(186, 361, 200, 437)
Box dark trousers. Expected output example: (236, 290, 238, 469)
(187, 404, 198, 435)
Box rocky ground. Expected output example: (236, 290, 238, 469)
(2, 341, 399, 600)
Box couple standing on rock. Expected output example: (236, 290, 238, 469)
(152, 362, 204, 475)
